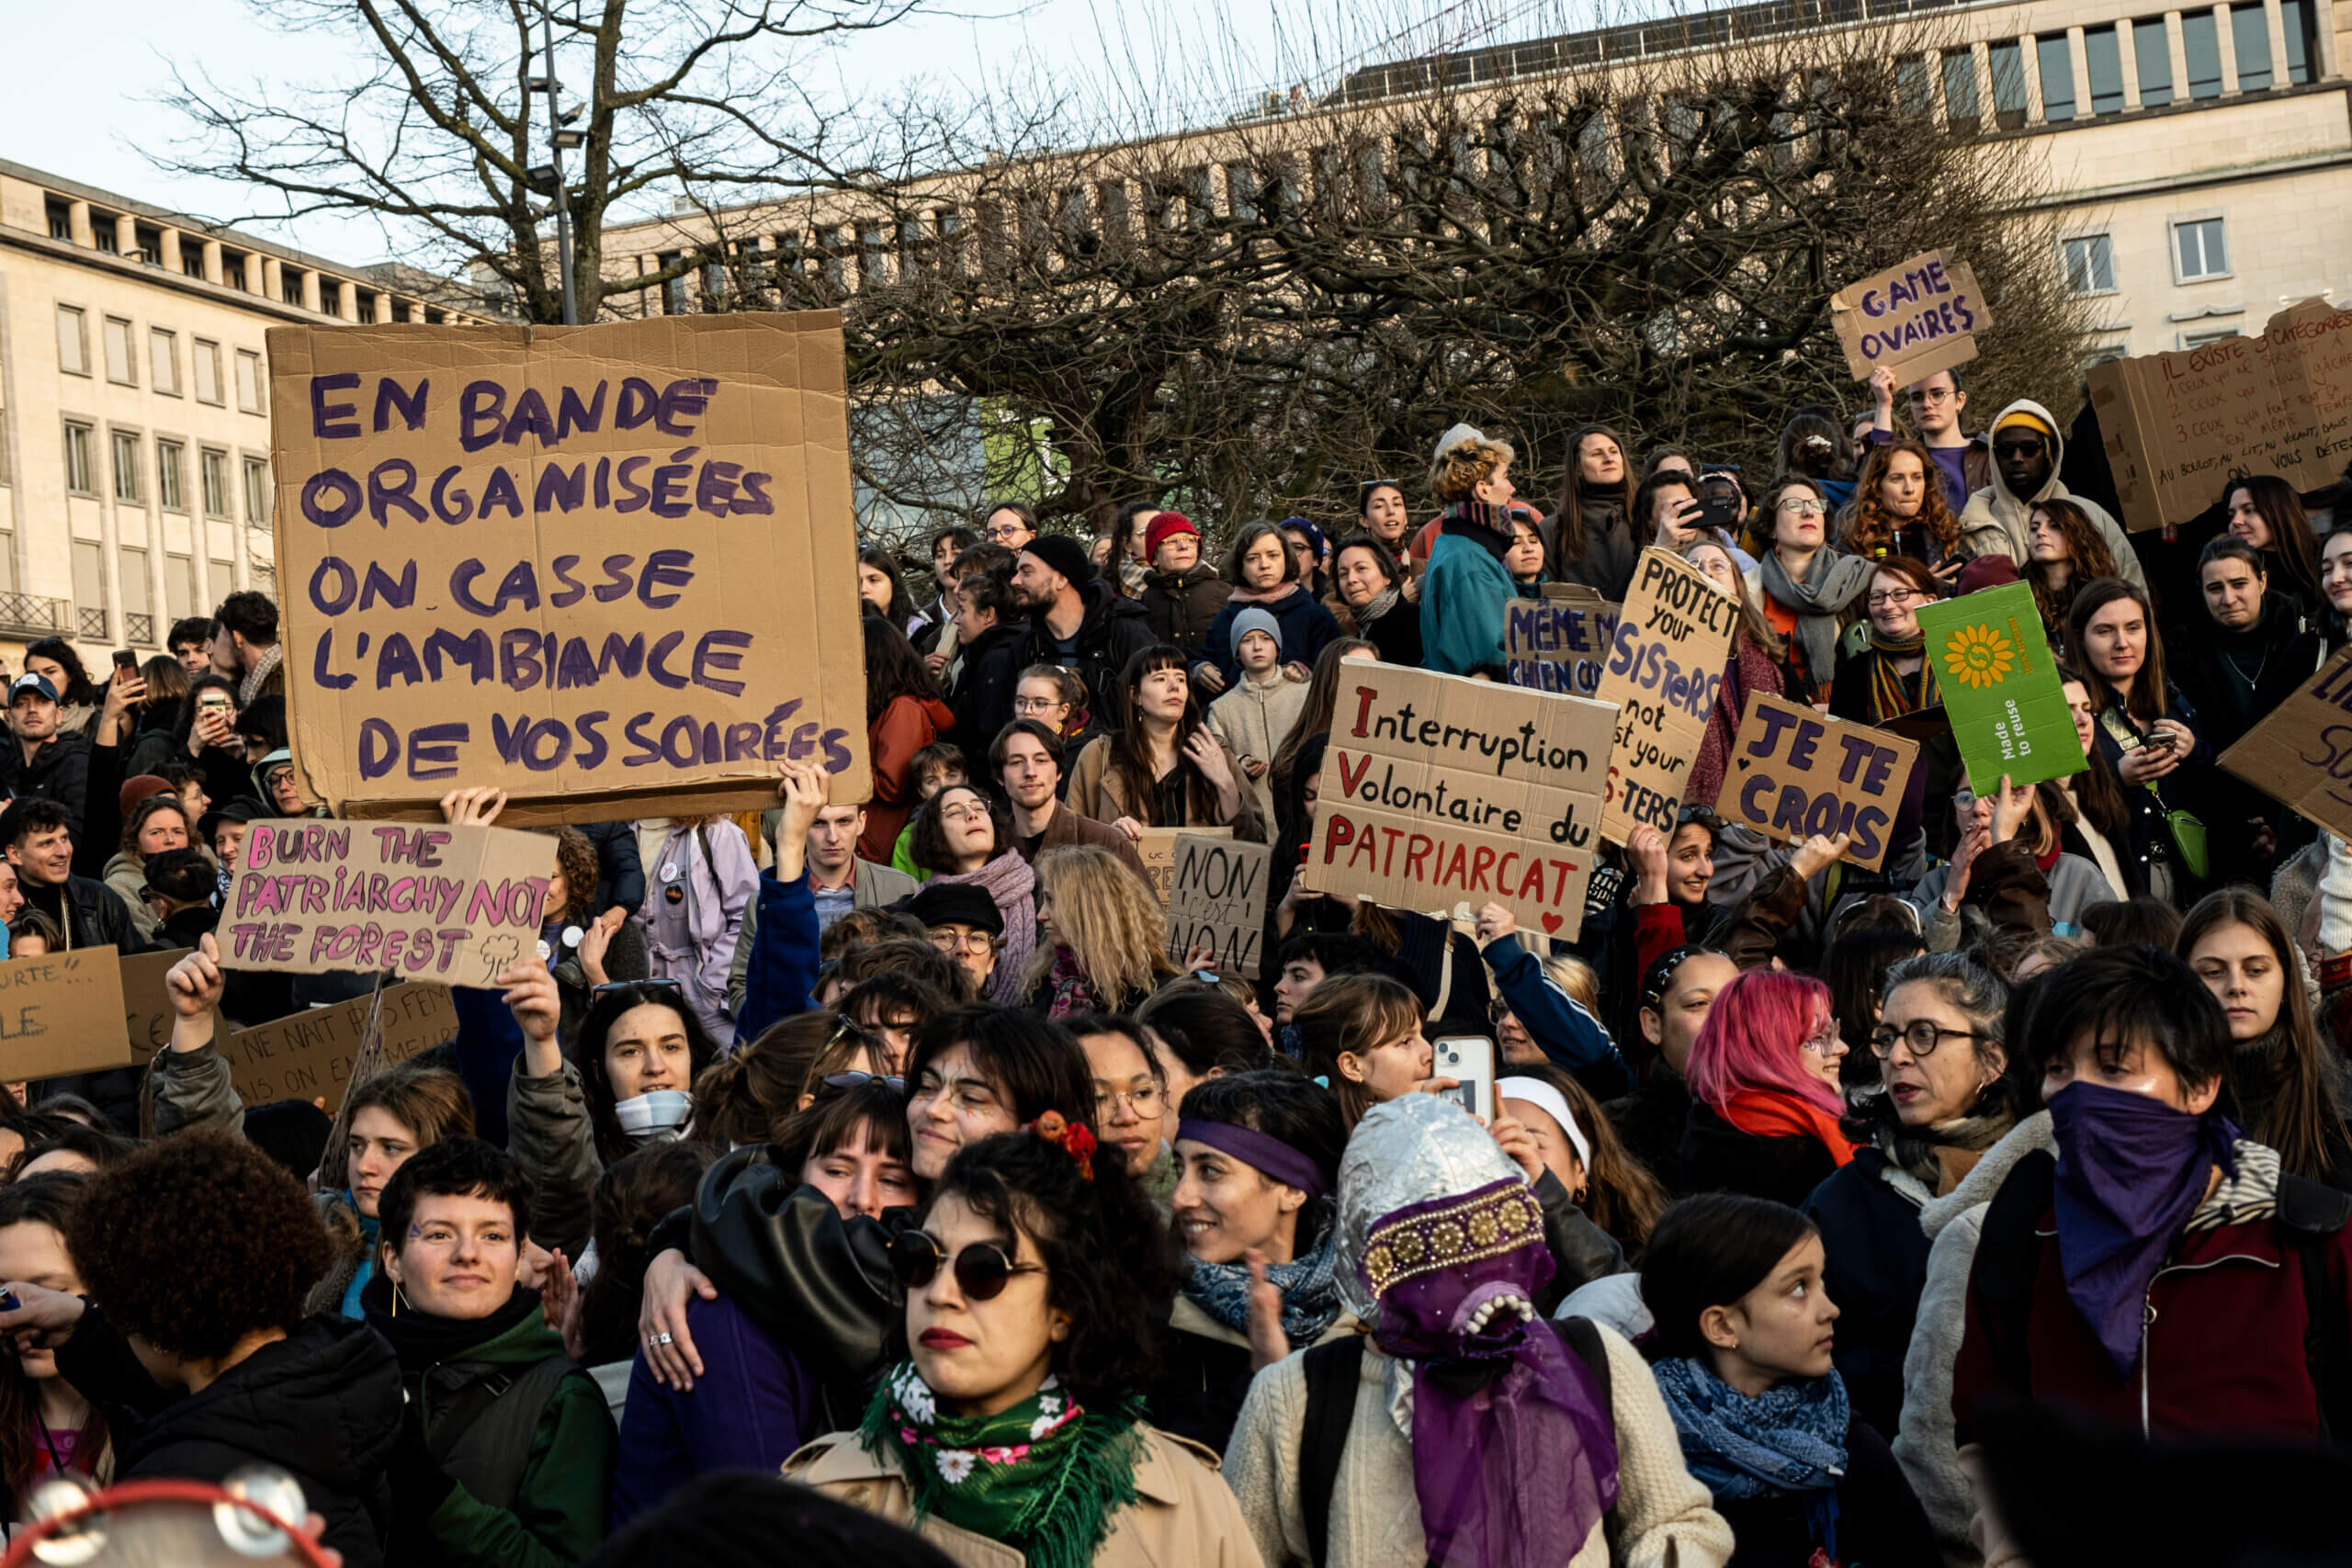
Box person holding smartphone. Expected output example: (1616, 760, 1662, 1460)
(171, 674, 250, 818)
(1639, 468, 1755, 572)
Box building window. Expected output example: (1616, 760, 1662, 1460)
(157, 439, 186, 512)
(134, 224, 164, 266)
(2231, 3, 2273, 89)
(55, 306, 88, 376)
(45, 197, 72, 242)
(181, 245, 206, 281)
(166, 554, 194, 619)
(192, 340, 222, 404)
(243, 457, 270, 526)
(73, 542, 106, 623)
(2174, 215, 2231, 280)
(2134, 17, 2176, 105)
(2084, 342, 2132, 368)
(62, 423, 96, 496)
(1941, 48, 1981, 132)
(112, 431, 141, 502)
(220, 249, 248, 291)
(2085, 26, 2125, 114)
(200, 449, 230, 517)
(150, 329, 180, 396)
(2283, 0, 2318, 83)
(234, 350, 264, 415)
(2180, 324, 2242, 348)
(90, 216, 119, 254)
(103, 317, 136, 385)
(2183, 10, 2224, 98)
(2037, 35, 2076, 121)
(356, 294, 377, 324)
(281, 269, 306, 308)
(2064, 233, 2118, 293)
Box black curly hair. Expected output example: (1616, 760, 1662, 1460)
(70, 1129, 328, 1363)
(907, 1129, 1183, 1411)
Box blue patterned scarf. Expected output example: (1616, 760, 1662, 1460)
(1651, 1356, 1849, 1501)
(1179, 1216, 1343, 1348)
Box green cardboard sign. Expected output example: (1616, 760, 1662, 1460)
(1911, 581, 2086, 794)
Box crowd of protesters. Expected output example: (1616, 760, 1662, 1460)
(0, 366, 2348, 1567)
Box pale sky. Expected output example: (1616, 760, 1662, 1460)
(0, 0, 1624, 272)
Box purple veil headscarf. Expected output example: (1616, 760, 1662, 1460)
(1337, 1095, 1619, 1568)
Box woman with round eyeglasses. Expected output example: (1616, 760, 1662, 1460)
(1746, 476, 1874, 707)
(907, 785, 1036, 1005)
(1828, 557, 1943, 727)
(786, 1126, 1258, 1565)
(1801, 953, 2015, 1440)
(1680, 969, 1857, 1209)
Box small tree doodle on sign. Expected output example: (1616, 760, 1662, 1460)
(1165, 835, 1274, 978)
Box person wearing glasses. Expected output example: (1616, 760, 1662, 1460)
(1743, 475, 1874, 708)
(1799, 953, 2014, 1441)
(900, 882, 1007, 998)
(1860, 366, 1987, 516)
(1959, 400, 2143, 589)
(980, 502, 1037, 552)
(904, 784, 1035, 1005)
(1070, 1016, 1175, 1186)
(1827, 557, 1945, 728)
(1679, 969, 1858, 1211)
(786, 1123, 1258, 1566)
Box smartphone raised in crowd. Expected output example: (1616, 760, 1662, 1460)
(112, 649, 138, 674)
(1431, 1036, 1497, 1122)
(1695, 492, 1743, 534)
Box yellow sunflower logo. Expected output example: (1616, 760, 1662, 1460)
(1941, 624, 2016, 689)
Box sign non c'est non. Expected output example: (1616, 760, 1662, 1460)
(1165, 835, 1274, 978)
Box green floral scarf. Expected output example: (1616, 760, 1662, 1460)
(859, 1361, 1148, 1568)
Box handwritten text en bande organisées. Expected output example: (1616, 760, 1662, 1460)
(290, 372, 853, 784)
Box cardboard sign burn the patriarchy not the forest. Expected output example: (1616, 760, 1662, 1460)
(1829, 249, 1991, 384)
(2219, 645, 2352, 843)
(0, 949, 132, 1081)
(2088, 299, 2352, 532)
(267, 312, 873, 824)
(1506, 595, 1621, 697)
(1719, 694, 1921, 872)
(1165, 835, 1274, 978)
(1312, 662, 1616, 938)
(220, 818, 556, 982)
(1592, 548, 1738, 844)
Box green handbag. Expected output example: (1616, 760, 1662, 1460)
(2165, 807, 2210, 881)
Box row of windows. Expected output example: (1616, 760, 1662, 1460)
(53, 305, 265, 413)
(60, 420, 268, 525)
(63, 536, 242, 629)
(1904, 0, 2320, 132)
(2061, 213, 2233, 301)
(41, 196, 412, 324)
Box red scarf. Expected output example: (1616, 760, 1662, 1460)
(1720, 1089, 1860, 1166)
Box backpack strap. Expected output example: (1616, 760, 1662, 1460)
(2276, 1173, 2352, 1443)
(1297, 1335, 1365, 1568)
(426, 1353, 582, 1513)
(1553, 1314, 1615, 1416)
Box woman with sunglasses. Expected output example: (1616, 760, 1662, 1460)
(1745, 475, 1874, 707)
(786, 1123, 1258, 1566)
(616, 1078, 922, 1527)
(1155, 1070, 1351, 1453)
(1798, 953, 2013, 1441)
(907, 784, 1037, 1006)
(1680, 970, 1857, 1210)
(637, 1010, 1095, 1396)
(500, 964, 721, 1258)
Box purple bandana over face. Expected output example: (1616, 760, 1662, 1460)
(1363, 1177, 1619, 1568)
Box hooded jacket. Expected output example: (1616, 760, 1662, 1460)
(1957, 399, 2145, 587)
(60, 1310, 403, 1568)
(1016, 580, 1159, 734)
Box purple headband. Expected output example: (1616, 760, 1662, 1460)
(1176, 1117, 1329, 1200)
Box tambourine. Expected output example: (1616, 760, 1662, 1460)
(2, 1468, 333, 1567)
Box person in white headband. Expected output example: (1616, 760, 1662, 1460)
(1498, 1076, 1592, 1198)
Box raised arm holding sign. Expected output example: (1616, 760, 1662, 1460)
(1591, 547, 1738, 843)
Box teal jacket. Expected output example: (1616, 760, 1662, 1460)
(1420, 528, 1515, 675)
(402, 1309, 616, 1568)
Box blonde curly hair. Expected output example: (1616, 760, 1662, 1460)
(1430, 435, 1517, 507)
(1024, 845, 1177, 1010)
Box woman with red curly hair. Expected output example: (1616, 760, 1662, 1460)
(1843, 437, 1965, 577)
(1679, 970, 1857, 1208)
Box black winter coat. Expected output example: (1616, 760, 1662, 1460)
(1139, 565, 1232, 666)
(1607, 1067, 1694, 1196)
(947, 621, 1028, 753)
(1, 732, 91, 823)
(1016, 582, 1159, 735)
(1710, 1415, 1938, 1568)
(59, 1312, 402, 1568)
(1801, 1149, 1932, 1442)
(1679, 1101, 1840, 1210)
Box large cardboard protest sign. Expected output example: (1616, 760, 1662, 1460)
(121, 948, 194, 1066)
(220, 818, 555, 982)
(218, 981, 458, 1111)
(1165, 835, 1274, 977)
(2219, 646, 2352, 842)
(1506, 596, 1621, 698)
(1311, 663, 1615, 938)
(0, 949, 133, 1081)
(1592, 548, 1738, 844)
(2088, 299, 2352, 532)
(1135, 827, 1230, 909)
(1719, 694, 1920, 871)
(1912, 582, 2086, 794)
(267, 312, 872, 823)
(1829, 250, 1990, 384)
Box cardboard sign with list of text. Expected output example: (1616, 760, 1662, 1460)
(2219, 645, 2352, 843)
(1592, 548, 1737, 844)
(0, 949, 133, 1081)
(1311, 662, 1616, 939)
(1829, 248, 1990, 384)
(1718, 694, 1920, 871)
(1135, 827, 1230, 909)
(220, 818, 556, 983)
(267, 312, 873, 824)
(1165, 835, 1274, 978)
(218, 981, 458, 1111)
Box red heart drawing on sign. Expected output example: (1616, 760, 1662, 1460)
(1540, 913, 1564, 934)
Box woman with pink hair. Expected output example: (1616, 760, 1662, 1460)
(1679, 970, 1857, 1207)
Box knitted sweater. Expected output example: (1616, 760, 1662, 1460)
(1223, 1323, 1732, 1568)
(1207, 671, 1309, 827)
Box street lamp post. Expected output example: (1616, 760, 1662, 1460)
(526, 8, 582, 326)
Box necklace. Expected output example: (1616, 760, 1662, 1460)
(2218, 637, 2270, 692)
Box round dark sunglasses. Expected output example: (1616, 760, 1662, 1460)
(888, 1231, 1044, 1301)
